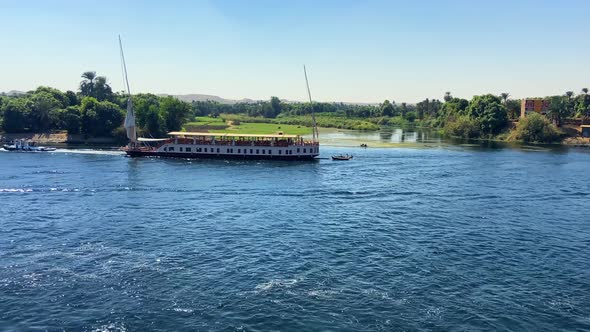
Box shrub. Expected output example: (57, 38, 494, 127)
(508, 113, 562, 143)
(404, 112, 417, 122)
(443, 116, 481, 139)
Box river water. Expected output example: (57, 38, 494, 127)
(1, 133, 589, 331)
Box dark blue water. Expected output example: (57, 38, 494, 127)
(1, 146, 589, 331)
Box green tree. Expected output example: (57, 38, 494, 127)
(1, 98, 29, 132)
(144, 104, 166, 137)
(267, 96, 282, 118)
(79, 71, 114, 102)
(93, 76, 114, 102)
(546, 96, 569, 126)
(505, 99, 521, 120)
(466, 94, 508, 135)
(444, 92, 452, 102)
(65, 90, 79, 106)
(133, 93, 161, 131)
(29, 91, 61, 131)
(57, 106, 82, 134)
(508, 112, 561, 143)
(500, 93, 510, 104)
(380, 99, 394, 117)
(80, 71, 96, 97)
(80, 97, 124, 136)
(160, 96, 190, 131)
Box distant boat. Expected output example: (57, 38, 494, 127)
(332, 154, 353, 161)
(3, 139, 56, 152)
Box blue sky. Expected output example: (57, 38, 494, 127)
(1, 0, 588, 103)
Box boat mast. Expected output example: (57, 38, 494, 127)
(304, 65, 318, 142)
(119, 35, 137, 145)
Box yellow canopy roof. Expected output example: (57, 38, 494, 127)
(167, 131, 298, 138)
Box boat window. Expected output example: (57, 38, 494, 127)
(262, 149, 265, 154)
(256, 149, 259, 154)
(250, 149, 253, 154)
(278, 150, 282, 155)
(204, 148, 208, 152)
(217, 148, 220, 153)
(163, 147, 167, 152)
(186, 147, 191, 152)
(303, 148, 306, 153)
(268, 150, 272, 155)
(179, 147, 183, 152)
(238, 149, 241, 153)
(169, 147, 174, 151)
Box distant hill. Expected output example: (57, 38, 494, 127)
(1, 90, 384, 106)
(1, 90, 26, 96)
(158, 94, 263, 105)
(159, 93, 381, 106)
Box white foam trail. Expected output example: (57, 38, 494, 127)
(52, 149, 125, 156)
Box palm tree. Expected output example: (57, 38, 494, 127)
(444, 91, 452, 102)
(583, 88, 589, 95)
(500, 93, 510, 104)
(565, 91, 574, 100)
(80, 71, 97, 97)
(94, 76, 113, 101)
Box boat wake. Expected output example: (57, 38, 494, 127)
(52, 148, 125, 156)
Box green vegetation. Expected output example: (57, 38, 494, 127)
(508, 113, 562, 143)
(1, 71, 588, 146)
(0, 72, 191, 140)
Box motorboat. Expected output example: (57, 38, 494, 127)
(2, 139, 56, 152)
(332, 154, 353, 161)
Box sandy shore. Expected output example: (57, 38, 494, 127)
(0, 132, 118, 145)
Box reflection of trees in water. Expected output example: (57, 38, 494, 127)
(378, 128, 423, 143)
(379, 130, 393, 142)
(404, 131, 418, 143)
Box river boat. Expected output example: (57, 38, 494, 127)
(2, 139, 56, 152)
(332, 154, 353, 161)
(118, 37, 320, 160)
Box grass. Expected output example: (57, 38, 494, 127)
(221, 113, 380, 131)
(183, 116, 228, 132)
(182, 115, 313, 136)
(211, 122, 313, 136)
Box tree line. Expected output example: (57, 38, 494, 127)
(0, 72, 191, 139)
(2, 73, 588, 143)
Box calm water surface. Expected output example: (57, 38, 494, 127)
(1, 143, 589, 331)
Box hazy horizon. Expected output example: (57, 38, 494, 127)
(1, 0, 589, 104)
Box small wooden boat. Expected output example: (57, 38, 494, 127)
(332, 154, 353, 161)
